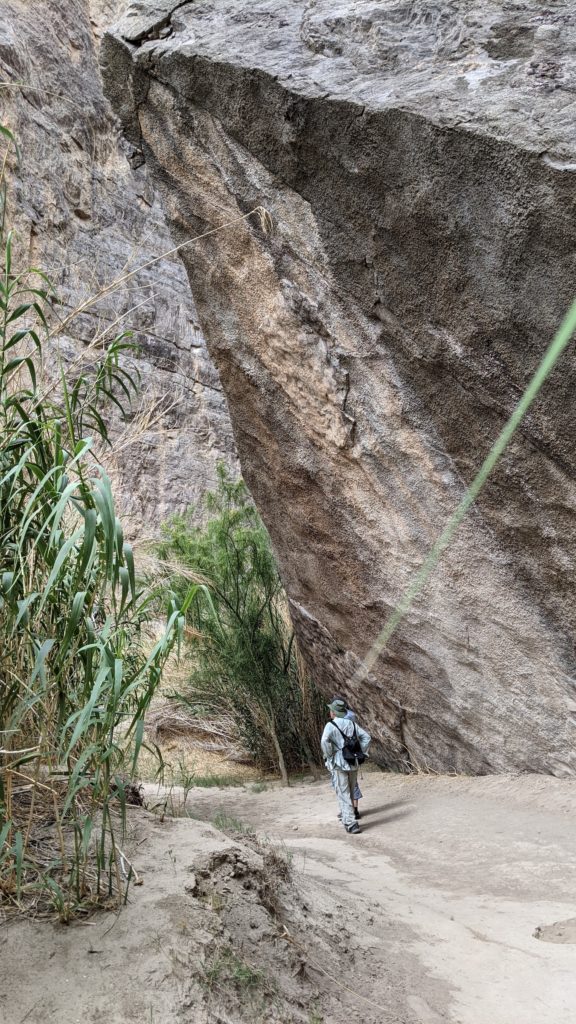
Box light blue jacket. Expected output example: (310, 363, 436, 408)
(321, 716, 371, 772)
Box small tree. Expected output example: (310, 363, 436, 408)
(157, 467, 324, 782)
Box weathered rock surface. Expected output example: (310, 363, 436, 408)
(0, 0, 236, 534)
(103, 0, 576, 774)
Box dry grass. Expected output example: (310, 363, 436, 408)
(1, 782, 133, 920)
(135, 728, 261, 788)
(146, 703, 248, 757)
(129, 648, 260, 786)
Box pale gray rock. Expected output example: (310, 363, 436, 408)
(0, 0, 236, 535)
(102, 0, 576, 774)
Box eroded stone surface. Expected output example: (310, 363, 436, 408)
(103, 0, 576, 773)
(0, 0, 236, 533)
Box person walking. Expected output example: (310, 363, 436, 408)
(328, 695, 364, 818)
(321, 698, 371, 834)
(343, 702, 363, 818)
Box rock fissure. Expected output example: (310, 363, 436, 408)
(117, 0, 194, 46)
(3, 0, 238, 535)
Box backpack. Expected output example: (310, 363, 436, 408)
(333, 721, 366, 766)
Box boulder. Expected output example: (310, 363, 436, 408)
(102, 0, 576, 774)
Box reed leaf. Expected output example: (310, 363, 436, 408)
(0, 124, 186, 917)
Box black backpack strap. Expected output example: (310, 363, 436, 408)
(332, 721, 357, 746)
(331, 722, 348, 753)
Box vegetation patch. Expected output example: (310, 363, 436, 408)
(156, 466, 325, 784)
(0, 126, 194, 917)
(212, 812, 255, 836)
(202, 943, 269, 992)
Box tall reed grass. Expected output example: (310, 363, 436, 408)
(0, 124, 197, 917)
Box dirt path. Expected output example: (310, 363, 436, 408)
(183, 772, 576, 1024)
(2, 773, 575, 1023)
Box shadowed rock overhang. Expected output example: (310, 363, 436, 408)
(102, 0, 576, 775)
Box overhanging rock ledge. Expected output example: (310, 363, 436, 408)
(102, 0, 576, 774)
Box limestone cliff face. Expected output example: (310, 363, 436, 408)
(0, 0, 236, 533)
(103, 0, 576, 775)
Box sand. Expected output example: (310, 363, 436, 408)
(2, 772, 575, 1023)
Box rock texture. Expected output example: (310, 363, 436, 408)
(0, 0, 236, 534)
(103, 0, 576, 774)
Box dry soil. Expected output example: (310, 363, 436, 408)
(2, 772, 575, 1023)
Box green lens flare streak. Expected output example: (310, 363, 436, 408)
(355, 297, 576, 682)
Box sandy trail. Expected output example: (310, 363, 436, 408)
(2, 772, 575, 1023)
(184, 772, 576, 1024)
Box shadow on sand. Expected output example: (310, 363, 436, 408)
(358, 800, 416, 831)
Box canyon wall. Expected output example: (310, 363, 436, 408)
(102, 0, 576, 774)
(0, 0, 236, 534)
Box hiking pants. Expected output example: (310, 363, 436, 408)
(333, 768, 357, 828)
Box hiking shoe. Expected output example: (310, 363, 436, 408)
(346, 822, 361, 834)
(354, 809, 361, 820)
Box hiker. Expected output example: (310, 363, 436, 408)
(321, 698, 371, 834)
(329, 695, 364, 817)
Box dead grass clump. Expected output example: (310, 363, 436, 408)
(1, 783, 131, 920)
(146, 702, 250, 763)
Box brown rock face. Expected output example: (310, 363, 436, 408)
(102, 0, 576, 774)
(0, 0, 236, 534)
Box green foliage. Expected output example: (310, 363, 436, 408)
(249, 781, 269, 793)
(156, 466, 325, 782)
(202, 945, 266, 992)
(212, 812, 255, 835)
(0, 128, 193, 915)
(186, 773, 247, 789)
